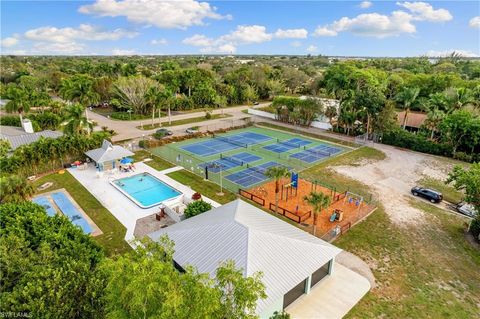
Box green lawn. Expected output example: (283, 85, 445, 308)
(419, 177, 464, 203)
(256, 122, 358, 148)
(133, 150, 175, 171)
(32, 172, 131, 256)
(166, 169, 237, 204)
(137, 114, 232, 130)
(337, 202, 480, 318)
(92, 107, 165, 121)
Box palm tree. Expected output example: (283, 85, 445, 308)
(264, 166, 291, 213)
(423, 107, 445, 139)
(62, 104, 93, 135)
(5, 85, 29, 122)
(303, 191, 332, 236)
(324, 105, 338, 129)
(0, 175, 34, 204)
(396, 87, 420, 129)
(443, 87, 475, 113)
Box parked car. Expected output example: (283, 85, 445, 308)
(411, 186, 443, 203)
(156, 128, 173, 136)
(253, 101, 260, 105)
(456, 202, 478, 218)
(186, 127, 199, 134)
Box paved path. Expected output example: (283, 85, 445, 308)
(88, 103, 269, 142)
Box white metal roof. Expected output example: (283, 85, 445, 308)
(148, 199, 342, 314)
(84, 140, 133, 163)
(0, 126, 63, 150)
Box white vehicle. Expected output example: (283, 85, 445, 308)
(456, 203, 478, 218)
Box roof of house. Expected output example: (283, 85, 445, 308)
(148, 199, 342, 314)
(84, 140, 133, 163)
(396, 111, 427, 128)
(0, 126, 63, 150)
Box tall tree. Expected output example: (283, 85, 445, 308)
(61, 104, 93, 135)
(0, 202, 106, 318)
(396, 87, 420, 129)
(265, 166, 291, 213)
(303, 191, 332, 236)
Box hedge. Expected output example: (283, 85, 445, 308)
(382, 129, 453, 157)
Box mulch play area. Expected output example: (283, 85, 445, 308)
(246, 178, 376, 237)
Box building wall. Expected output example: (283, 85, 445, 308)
(259, 296, 284, 319)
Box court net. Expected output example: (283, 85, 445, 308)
(213, 134, 248, 148)
(220, 154, 244, 166)
(278, 139, 301, 149)
(303, 146, 331, 157)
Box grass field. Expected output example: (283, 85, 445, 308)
(337, 201, 480, 318)
(32, 172, 131, 256)
(133, 150, 175, 171)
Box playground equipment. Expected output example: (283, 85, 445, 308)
(281, 172, 299, 201)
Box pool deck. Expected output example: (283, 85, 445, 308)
(68, 162, 221, 242)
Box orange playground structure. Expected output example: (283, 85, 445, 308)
(240, 177, 376, 238)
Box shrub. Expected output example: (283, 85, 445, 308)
(153, 131, 166, 140)
(184, 200, 212, 219)
(470, 217, 480, 240)
(0, 115, 21, 126)
(382, 129, 453, 157)
(205, 111, 212, 119)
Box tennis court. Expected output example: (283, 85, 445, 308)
(181, 131, 272, 156)
(290, 144, 343, 163)
(225, 161, 290, 188)
(151, 126, 349, 192)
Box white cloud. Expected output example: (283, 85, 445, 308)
(200, 43, 236, 54)
(182, 34, 215, 47)
(290, 41, 302, 47)
(397, 2, 452, 22)
(424, 49, 479, 58)
(469, 16, 480, 28)
(111, 48, 137, 55)
(359, 1, 373, 9)
(274, 28, 308, 39)
(24, 24, 137, 43)
(183, 25, 274, 53)
(306, 45, 318, 53)
(33, 42, 85, 54)
(221, 25, 272, 44)
(1, 37, 19, 48)
(151, 38, 167, 45)
(79, 0, 230, 29)
(314, 11, 416, 38)
(313, 27, 339, 37)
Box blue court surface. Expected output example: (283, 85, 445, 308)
(199, 152, 261, 173)
(262, 138, 312, 153)
(290, 144, 343, 163)
(51, 192, 92, 234)
(32, 196, 57, 217)
(225, 161, 290, 188)
(182, 132, 272, 156)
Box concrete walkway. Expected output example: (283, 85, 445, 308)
(286, 263, 371, 319)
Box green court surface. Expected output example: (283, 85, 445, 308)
(150, 126, 349, 193)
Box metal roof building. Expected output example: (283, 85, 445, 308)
(85, 140, 133, 163)
(149, 199, 342, 318)
(0, 126, 63, 150)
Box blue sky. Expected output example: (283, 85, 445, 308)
(1, 1, 479, 56)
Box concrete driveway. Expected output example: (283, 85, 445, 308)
(286, 263, 370, 319)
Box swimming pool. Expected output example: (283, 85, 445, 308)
(111, 173, 182, 208)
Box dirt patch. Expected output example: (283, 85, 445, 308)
(332, 144, 452, 227)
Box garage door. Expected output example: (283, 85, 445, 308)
(283, 278, 307, 308)
(310, 261, 330, 288)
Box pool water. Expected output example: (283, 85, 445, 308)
(113, 173, 181, 208)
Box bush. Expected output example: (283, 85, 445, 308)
(470, 217, 480, 240)
(184, 200, 212, 219)
(153, 131, 166, 140)
(0, 115, 21, 126)
(205, 111, 212, 119)
(382, 129, 453, 157)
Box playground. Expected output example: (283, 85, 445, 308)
(244, 177, 377, 238)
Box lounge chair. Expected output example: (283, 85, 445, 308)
(37, 182, 53, 191)
(329, 212, 337, 222)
